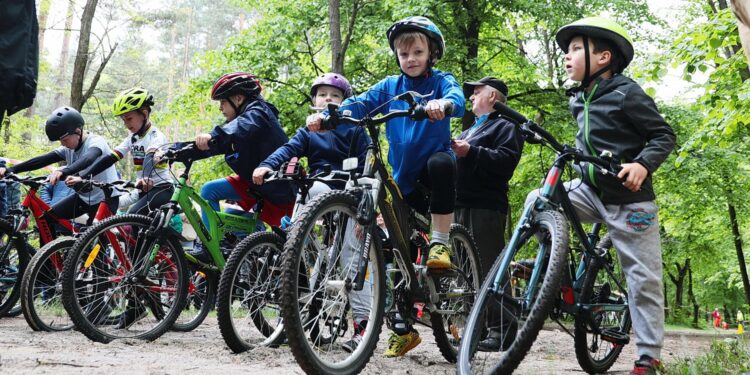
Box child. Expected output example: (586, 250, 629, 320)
(307, 15, 465, 358)
(83, 88, 173, 215)
(253, 72, 370, 353)
(549, 17, 676, 375)
(183, 72, 295, 262)
(0, 107, 120, 228)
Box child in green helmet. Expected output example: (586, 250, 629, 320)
(83, 87, 174, 216)
(526, 17, 675, 375)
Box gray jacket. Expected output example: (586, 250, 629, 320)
(570, 74, 675, 204)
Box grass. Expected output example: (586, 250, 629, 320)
(665, 337, 750, 375)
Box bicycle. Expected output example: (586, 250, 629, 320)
(19, 178, 133, 331)
(278, 91, 480, 374)
(216, 157, 349, 353)
(60, 141, 261, 343)
(0, 173, 105, 319)
(457, 102, 630, 374)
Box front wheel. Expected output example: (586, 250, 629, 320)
(217, 231, 286, 353)
(574, 235, 631, 374)
(279, 190, 385, 375)
(457, 210, 569, 375)
(431, 223, 481, 363)
(0, 218, 31, 317)
(171, 267, 216, 332)
(61, 214, 189, 343)
(21, 237, 76, 331)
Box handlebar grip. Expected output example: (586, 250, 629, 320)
(411, 102, 453, 121)
(443, 102, 454, 116)
(493, 101, 528, 124)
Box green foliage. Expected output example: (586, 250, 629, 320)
(665, 338, 750, 374)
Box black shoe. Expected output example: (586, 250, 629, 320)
(478, 320, 518, 352)
(117, 304, 148, 329)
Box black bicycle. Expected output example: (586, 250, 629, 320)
(279, 91, 480, 374)
(457, 102, 630, 374)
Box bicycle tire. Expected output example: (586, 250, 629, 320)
(431, 223, 481, 363)
(21, 236, 76, 331)
(457, 210, 569, 374)
(217, 231, 286, 353)
(280, 190, 385, 375)
(0, 218, 31, 317)
(171, 266, 216, 332)
(61, 214, 188, 343)
(574, 241, 631, 374)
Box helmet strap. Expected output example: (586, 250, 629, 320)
(567, 36, 612, 95)
(136, 109, 151, 137)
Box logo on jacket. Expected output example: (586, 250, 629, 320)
(626, 209, 655, 232)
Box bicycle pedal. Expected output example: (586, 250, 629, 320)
(599, 328, 630, 345)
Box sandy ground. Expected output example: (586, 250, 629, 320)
(0, 315, 733, 375)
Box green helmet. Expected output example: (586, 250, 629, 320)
(555, 16, 634, 71)
(112, 87, 155, 116)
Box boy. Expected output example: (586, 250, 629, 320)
(307, 15, 465, 358)
(550, 17, 676, 375)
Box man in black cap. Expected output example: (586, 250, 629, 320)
(451, 76, 524, 351)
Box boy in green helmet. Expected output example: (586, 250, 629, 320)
(542, 17, 675, 375)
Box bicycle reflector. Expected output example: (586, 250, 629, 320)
(343, 157, 358, 171)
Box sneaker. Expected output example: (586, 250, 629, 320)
(342, 320, 367, 353)
(477, 320, 517, 352)
(426, 243, 452, 269)
(117, 304, 148, 329)
(630, 356, 663, 375)
(383, 330, 422, 357)
(187, 244, 211, 264)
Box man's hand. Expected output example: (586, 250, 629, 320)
(0, 167, 6, 178)
(425, 99, 448, 121)
(136, 177, 154, 192)
(306, 113, 325, 132)
(451, 139, 470, 158)
(618, 162, 649, 192)
(252, 167, 272, 185)
(64, 175, 82, 187)
(48, 170, 64, 185)
(195, 133, 213, 150)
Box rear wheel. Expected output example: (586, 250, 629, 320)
(457, 210, 569, 375)
(217, 231, 286, 353)
(431, 223, 481, 363)
(21, 237, 76, 331)
(171, 267, 216, 332)
(62, 214, 188, 343)
(0, 218, 31, 317)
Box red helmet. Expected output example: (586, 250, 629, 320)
(211, 72, 262, 100)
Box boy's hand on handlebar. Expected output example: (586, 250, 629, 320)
(64, 175, 82, 187)
(136, 177, 154, 192)
(425, 99, 448, 121)
(306, 113, 325, 132)
(195, 134, 213, 150)
(618, 162, 648, 192)
(252, 167, 272, 185)
(48, 170, 64, 185)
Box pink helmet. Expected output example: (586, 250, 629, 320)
(310, 73, 353, 98)
(211, 72, 262, 100)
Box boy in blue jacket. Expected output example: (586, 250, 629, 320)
(307, 15, 465, 358)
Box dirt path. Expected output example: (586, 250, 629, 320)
(0, 316, 732, 374)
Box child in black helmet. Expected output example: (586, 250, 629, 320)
(0, 107, 120, 228)
(528, 17, 675, 375)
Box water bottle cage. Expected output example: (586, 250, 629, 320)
(356, 192, 374, 225)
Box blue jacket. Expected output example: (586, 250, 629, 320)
(259, 124, 370, 176)
(197, 98, 295, 204)
(339, 68, 465, 195)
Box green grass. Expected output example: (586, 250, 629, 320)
(665, 337, 750, 375)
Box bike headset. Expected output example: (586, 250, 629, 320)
(555, 17, 634, 94)
(45, 107, 85, 149)
(210, 72, 263, 121)
(113, 87, 156, 142)
(386, 16, 445, 76)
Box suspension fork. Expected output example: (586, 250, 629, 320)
(133, 206, 177, 279)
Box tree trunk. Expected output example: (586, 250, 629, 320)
(70, 0, 99, 110)
(727, 199, 750, 305)
(25, 0, 53, 117)
(54, 0, 76, 108)
(667, 258, 689, 307)
(181, 7, 193, 81)
(329, 0, 342, 74)
(687, 261, 699, 326)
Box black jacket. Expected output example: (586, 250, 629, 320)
(0, 0, 38, 119)
(570, 74, 676, 204)
(456, 112, 524, 213)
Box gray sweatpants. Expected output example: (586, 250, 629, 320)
(525, 180, 664, 359)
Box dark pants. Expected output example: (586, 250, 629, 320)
(404, 152, 456, 215)
(49, 194, 119, 228)
(454, 207, 506, 281)
(127, 184, 174, 215)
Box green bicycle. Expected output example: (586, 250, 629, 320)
(61, 142, 262, 343)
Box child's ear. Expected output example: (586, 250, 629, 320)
(598, 50, 612, 66)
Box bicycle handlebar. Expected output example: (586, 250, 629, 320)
(492, 101, 622, 176)
(321, 91, 454, 130)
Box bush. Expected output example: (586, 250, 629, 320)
(666, 337, 750, 374)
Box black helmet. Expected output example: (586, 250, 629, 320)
(45, 107, 84, 142)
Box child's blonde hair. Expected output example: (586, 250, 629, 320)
(394, 31, 439, 62)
